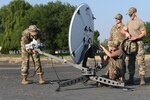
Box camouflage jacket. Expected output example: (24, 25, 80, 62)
(21, 29, 42, 50)
(109, 23, 125, 43)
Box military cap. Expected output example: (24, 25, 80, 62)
(28, 25, 39, 36)
(115, 13, 123, 20)
(110, 40, 121, 47)
(127, 7, 137, 15)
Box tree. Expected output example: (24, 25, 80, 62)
(54, 3, 75, 51)
(0, 0, 75, 54)
(21, 1, 75, 53)
(0, 0, 31, 53)
(143, 22, 150, 53)
(0, 16, 2, 33)
(93, 30, 100, 44)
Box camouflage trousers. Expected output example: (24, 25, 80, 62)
(107, 58, 125, 80)
(21, 49, 43, 76)
(127, 41, 146, 76)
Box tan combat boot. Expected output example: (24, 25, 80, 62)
(140, 75, 146, 86)
(38, 74, 45, 84)
(21, 75, 30, 85)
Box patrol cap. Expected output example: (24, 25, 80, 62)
(28, 25, 39, 36)
(127, 7, 137, 15)
(115, 13, 123, 20)
(110, 40, 121, 47)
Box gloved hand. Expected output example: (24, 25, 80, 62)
(32, 49, 38, 54)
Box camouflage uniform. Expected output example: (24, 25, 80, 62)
(126, 13, 146, 76)
(108, 14, 126, 79)
(106, 40, 125, 81)
(108, 13, 126, 45)
(21, 25, 43, 76)
(124, 7, 147, 85)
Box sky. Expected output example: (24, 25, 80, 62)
(0, 0, 150, 41)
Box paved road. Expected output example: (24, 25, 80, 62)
(0, 60, 150, 100)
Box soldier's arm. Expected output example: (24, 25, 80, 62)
(21, 32, 28, 49)
(132, 29, 146, 41)
(108, 26, 116, 41)
(108, 27, 114, 49)
(121, 26, 131, 38)
(136, 22, 147, 39)
(109, 30, 113, 41)
(130, 24, 146, 41)
(100, 45, 120, 58)
(21, 30, 32, 52)
(108, 34, 113, 48)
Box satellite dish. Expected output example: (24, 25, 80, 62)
(69, 3, 94, 64)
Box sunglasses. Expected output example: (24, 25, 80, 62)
(31, 35, 37, 39)
(129, 13, 134, 17)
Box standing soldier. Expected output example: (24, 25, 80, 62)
(121, 7, 147, 85)
(21, 25, 45, 84)
(108, 13, 126, 82)
(108, 13, 126, 45)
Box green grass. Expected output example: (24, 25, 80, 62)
(0, 53, 70, 58)
(0, 54, 21, 57)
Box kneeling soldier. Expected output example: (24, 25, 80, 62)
(100, 40, 126, 82)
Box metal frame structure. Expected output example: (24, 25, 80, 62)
(36, 49, 124, 91)
(33, 3, 125, 91)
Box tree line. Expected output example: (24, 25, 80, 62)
(0, 0, 77, 54)
(0, 0, 150, 54)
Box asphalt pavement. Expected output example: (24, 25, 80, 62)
(0, 60, 150, 100)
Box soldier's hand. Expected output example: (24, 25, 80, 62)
(126, 33, 132, 39)
(100, 45, 104, 50)
(32, 50, 38, 54)
(26, 49, 32, 53)
(129, 36, 137, 41)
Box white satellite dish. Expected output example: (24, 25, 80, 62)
(33, 4, 124, 89)
(69, 3, 94, 64)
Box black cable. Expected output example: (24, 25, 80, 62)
(50, 58, 61, 84)
(28, 54, 40, 77)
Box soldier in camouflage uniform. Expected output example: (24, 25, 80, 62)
(21, 25, 45, 84)
(108, 13, 126, 82)
(121, 7, 147, 85)
(100, 40, 125, 82)
(108, 13, 126, 46)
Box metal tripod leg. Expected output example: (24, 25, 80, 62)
(56, 75, 88, 91)
(90, 76, 125, 87)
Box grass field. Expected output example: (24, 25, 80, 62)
(0, 54, 150, 64)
